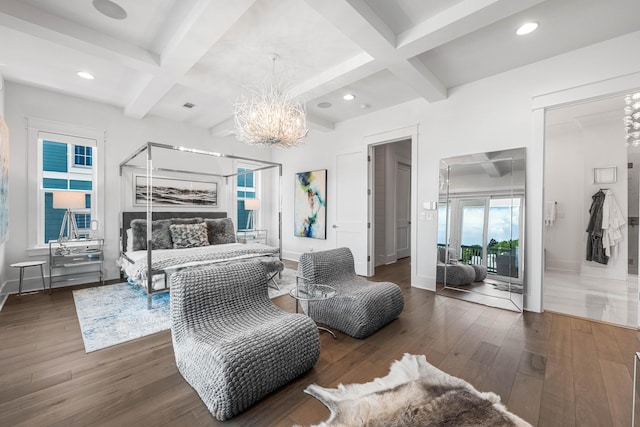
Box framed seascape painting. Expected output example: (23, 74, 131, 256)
(134, 175, 218, 207)
(0, 116, 8, 244)
(294, 169, 327, 239)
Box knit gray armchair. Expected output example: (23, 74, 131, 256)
(298, 247, 404, 339)
(170, 261, 320, 421)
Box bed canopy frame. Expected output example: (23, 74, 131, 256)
(118, 142, 283, 307)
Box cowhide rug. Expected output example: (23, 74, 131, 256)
(301, 353, 531, 427)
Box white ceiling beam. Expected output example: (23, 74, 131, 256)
(0, 0, 159, 72)
(397, 0, 547, 58)
(470, 152, 502, 177)
(306, 113, 335, 132)
(305, 0, 447, 102)
(124, 0, 258, 119)
(390, 58, 446, 102)
(290, 52, 381, 100)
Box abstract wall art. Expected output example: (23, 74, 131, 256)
(0, 115, 8, 245)
(294, 169, 326, 239)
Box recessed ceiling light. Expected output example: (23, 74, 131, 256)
(317, 102, 332, 109)
(516, 22, 539, 36)
(343, 93, 356, 101)
(92, 0, 127, 20)
(77, 71, 95, 80)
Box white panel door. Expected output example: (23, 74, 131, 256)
(396, 162, 411, 259)
(335, 151, 368, 275)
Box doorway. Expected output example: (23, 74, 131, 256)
(543, 94, 637, 327)
(371, 139, 412, 274)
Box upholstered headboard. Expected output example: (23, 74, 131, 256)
(121, 211, 227, 252)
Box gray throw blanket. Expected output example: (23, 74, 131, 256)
(129, 243, 279, 283)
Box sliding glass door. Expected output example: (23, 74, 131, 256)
(454, 196, 523, 282)
(459, 199, 486, 266)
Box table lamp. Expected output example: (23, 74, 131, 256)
(53, 191, 86, 241)
(244, 198, 260, 230)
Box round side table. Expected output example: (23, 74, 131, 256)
(289, 284, 337, 339)
(10, 260, 47, 296)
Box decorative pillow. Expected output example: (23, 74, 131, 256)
(170, 222, 210, 249)
(130, 219, 173, 251)
(126, 228, 133, 253)
(170, 217, 203, 225)
(204, 218, 237, 244)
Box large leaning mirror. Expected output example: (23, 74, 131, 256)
(437, 148, 525, 312)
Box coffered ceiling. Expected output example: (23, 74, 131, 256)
(0, 0, 638, 135)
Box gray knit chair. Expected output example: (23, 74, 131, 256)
(170, 261, 320, 421)
(298, 247, 404, 339)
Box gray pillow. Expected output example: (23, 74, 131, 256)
(170, 222, 210, 249)
(130, 219, 172, 251)
(171, 217, 203, 225)
(204, 218, 237, 244)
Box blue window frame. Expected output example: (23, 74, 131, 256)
(74, 145, 92, 167)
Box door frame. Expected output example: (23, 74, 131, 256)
(395, 159, 412, 260)
(365, 125, 419, 279)
(532, 71, 640, 314)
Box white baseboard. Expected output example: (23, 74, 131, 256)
(282, 251, 302, 262)
(0, 280, 7, 311)
(412, 274, 435, 292)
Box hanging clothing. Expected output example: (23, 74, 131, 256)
(586, 190, 608, 265)
(602, 189, 625, 258)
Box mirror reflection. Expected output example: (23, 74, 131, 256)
(437, 148, 526, 311)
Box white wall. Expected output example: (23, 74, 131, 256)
(3, 82, 274, 293)
(274, 30, 640, 312)
(0, 73, 6, 306)
(544, 122, 585, 272)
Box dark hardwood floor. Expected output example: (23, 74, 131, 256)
(1, 257, 638, 426)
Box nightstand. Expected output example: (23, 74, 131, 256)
(49, 238, 104, 291)
(237, 229, 267, 245)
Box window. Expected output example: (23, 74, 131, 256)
(449, 196, 523, 280)
(74, 145, 93, 167)
(41, 140, 94, 243)
(237, 165, 256, 230)
(27, 118, 104, 250)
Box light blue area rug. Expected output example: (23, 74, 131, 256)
(73, 268, 298, 352)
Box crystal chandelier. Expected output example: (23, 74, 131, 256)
(234, 55, 308, 148)
(624, 92, 640, 147)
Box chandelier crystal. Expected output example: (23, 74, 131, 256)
(624, 92, 640, 147)
(234, 55, 308, 148)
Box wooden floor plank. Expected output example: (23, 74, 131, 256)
(572, 329, 614, 427)
(599, 358, 633, 427)
(0, 258, 630, 426)
(506, 372, 544, 426)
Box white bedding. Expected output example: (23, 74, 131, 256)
(120, 243, 280, 291)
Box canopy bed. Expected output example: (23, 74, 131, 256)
(118, 142, 282, 308)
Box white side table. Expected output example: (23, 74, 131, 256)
(10, 260, 46, 296)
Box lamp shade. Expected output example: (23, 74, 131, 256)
(244, 198, 260, 210)
(53, 191, 86, 209)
